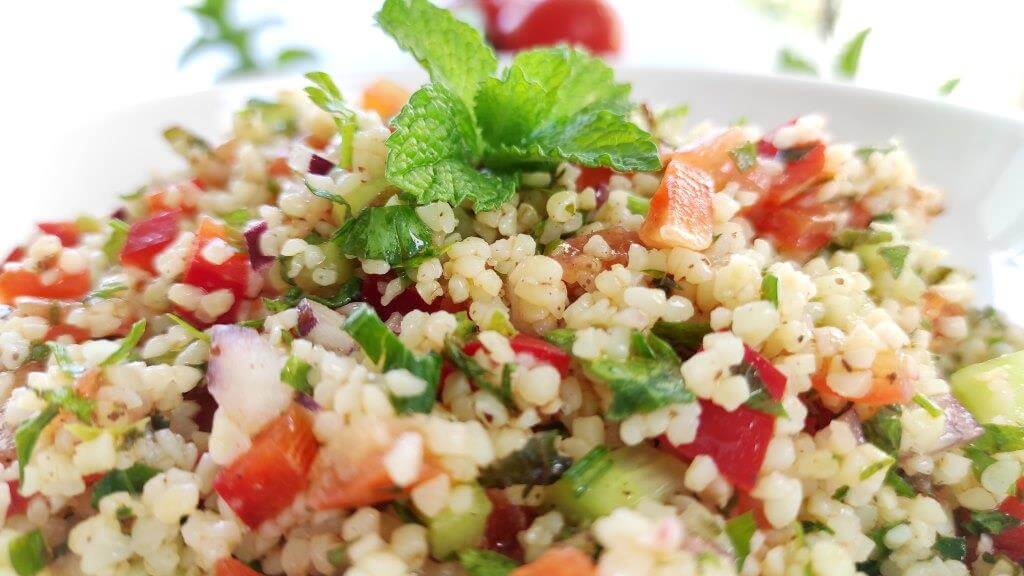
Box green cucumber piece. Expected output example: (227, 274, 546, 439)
(425, 483, 492, 560)
(547, 445, 686, 523)
(951, 351, 1024, 425)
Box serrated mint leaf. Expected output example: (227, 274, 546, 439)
(476, 48, 659, 173)
(304, 71, 357, 167)
(376, 0, 496, 107)
(332, 205, 433, 265)
(386, 83, 515, 211)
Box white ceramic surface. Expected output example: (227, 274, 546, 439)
(10, 68, 1024, 320)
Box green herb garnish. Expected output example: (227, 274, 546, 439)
(280, 355, 314, 395)
(90, 463, 161, 508)
(8, 529, 46, 576)
(478, 431, 573, 489)
(725, 511, 757, 570)
(100, 319, 147, 366)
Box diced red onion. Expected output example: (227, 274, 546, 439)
(308, 153, 335, 176)
(243, 220, 273, 271)
(110, 208, 128, 221)
(836, 409, 866, 444)
(296, 394, 322, 412)
(207, 325, 292, 434)
(930, 393, 983, 453)
(295, 299, 356, 354)
(594, 184, 610, 208)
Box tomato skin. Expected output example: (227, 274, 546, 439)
(746, 192, 843, 258)
(483, 0, 622, 55)
(45, 324, 92, 343)
(551, 227, 638, 296)
(37, 221, 80, 247)
(179, 217, 250, 325)
(510, 546, 596, 576)
(639, 159, 714, 251)
(214, 558, 263, 576)
(995, 481, 1024, 561)
(146, 182, 198, 215)
(744, 345, 787, 400)
(0, 267, 91, 304)
(266, 156, 291, 178)
(765, 142, 826, 205)
(811, 353, 913, 406)
(664, 400, 774, 491)
(361, 79, 411, 120)
(463, 334, 572, 377)
(120, 211, 181, 273)
(213, 405, 319, 528)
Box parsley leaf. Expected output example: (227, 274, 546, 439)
(626, 194, 650, 215)
(444, 338, 513, 405)
(100, 319, 147, 366)
(87, 282, 128, 301)
(544, 328, 576, 352)
(725, 511, 757, 570)
(729, 142, 758, 172)
(478, 431, 573, 489)
(581, 331, 693, 420)
(884, 467, 916, 497)
(14, 405, 60, 481)
(933, 536, 966, 561)
(280, 355, 314, 395)
(878, 245, 910, 278)
(304, 72, 357, 168)
(863, 406, 902, 455)
(761, 273, 779, 307)
(8, 529, 46, 576)
(651, 320, 712, 359)
(41, 387, 94, 424)
(457, 549, 517, 576)
(343, 305, 441, 414)
(376, 0, 496, 108)
(102, 219, 129, 262)
(962, 510, 1022, 536)
(386, 83, 515, 212)
(964, 424, 1024, 478)
(46, 342, 84, 379)
(90, 463, 161, 508)
(835, 28, 871, 79)
(332, 205, 434, 266)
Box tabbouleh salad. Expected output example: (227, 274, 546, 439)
(1, 1, 1024, 575)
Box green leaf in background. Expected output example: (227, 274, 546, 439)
(938, 77, 960, 96)
(386, 83, 516, 211)
(332, 205, 434, 266)
(835, 28, 871, 79)
(777, 48, 819, 76)
(304, 71, 357, 168)
(376, 0, 497, 108)
(8, 529, 46, 576)
(276, 47, 316, 67)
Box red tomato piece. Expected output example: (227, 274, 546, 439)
(510, 546, 596, 576)
(575, 166, 615, 192)
(639, 159, 714, 251)
(483, 0, 622, 55)
(463, 334, 572, 377)
(551, 227, 639, 296)
(995, 484, 1024, 561)
(120, 211, 181, 273)
(266, 157, 291, 178)
(810, 353, 913, 406)
(44, 324, 92, 343)
(671, 128, 772, 193)
(765, 142, 826, 205)
(0, 267, 91, 304)
(361, 79, 411, 120)
(731, 488, 771, 530)
(746, 192, 843, 258)
(483, 489, 533, 561)
(664, 400, 775, 491)
(180, 217, 250, 325)
(213, 405, 319, 528)
(3, 247, 24, 265)
(37, 221, 80, 247)
(5, 480, 31, 518)
(743, 345, 787, 400)
(214, 558, 263, 576)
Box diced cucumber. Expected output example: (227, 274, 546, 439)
(290, 242, 355, 297)
(547, 445, 686, 523)
(855, 243, 925, 303)
(950, 350, 1024, 425)
(424, 483, 492, 560)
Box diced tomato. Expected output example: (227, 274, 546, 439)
(120, 211, 181, 273)
(307, 423, 438, 511)
(731, 488, 770, 530)
(743, 345, 787, 400)
(45, 324, 91, 343)
(764, 142, 826, 205)
(551, 227, 639, 296)
(361, 79, 411, 120)
(37, 221, 80, 247)
(146, 182, 198, 215)
(802, 394, 839, 435)
(510, 546, 596, 576)
(575, 166, 615, 192)
(483, 489, 533, 561)
(482, 0, 622, 55)
(214, 558, 263, 576)
(0, 266, 91, 304)
(463, 334, 572, 377)
(213, 405, 318, 528)
(178, 217, 250, 324)
(670, 128, 772, 193)
(5, 480, 31, 518)
(995, 480, 1024, 561)
(267, 156, 291, 178)
(746, 192, 844, 258)
(361, 273, 443, 320)
(305, 134, 330, 151)
(847, 201, 874, 229)
(664, 400, 775, 491)
(811, 352, 913, 406)
(638, 158, 714, 251)
(3, 247, 24, 265)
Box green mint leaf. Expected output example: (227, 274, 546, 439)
(40, 387, 94, 424)
(476, 48, 658, 173)
(304, 71, 357, 168)
(8, 529, 46, 576)
(761, 273, 779, 307)
(332, 205, 434, 266)
(376, 0, 496, 107)
(90, 463, 161, 508)
(581, 331, 693, 420)
(15, 405, 60, 481)
(343, 305, 441, 414)
(963, 510, 1023, 536)
(777, 48, 819, 76)
(863, 406, 902, 455)
(725, 511, 757, 570)
(276, 47, 316, 67)
(103, 219, 129, 262)
(729, 142, 758, 172)
(281, 355, 314, 395)
(478, 431, 573, 489)
(835, 28, 871, 79)
(878, 245, 910, 279)
(933, 536, 967, 561)
(386, 83, 515, 212)
(458, 549, 518, 576)
(166, 313, 210, 343)
(938, 77, 960, 96)
(100, 319, 147, 366)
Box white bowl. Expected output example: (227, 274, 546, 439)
(15, 68, 1024, 319)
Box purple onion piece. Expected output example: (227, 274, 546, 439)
(836, 409, 866, 444)
(296, 299, 319, 336)
(594, 184, 610, 208)
(243, 220, 273, 271)
(930, 393, 983, 453)
(110, 207, 128, 221)
(295, 299, 356, 354)
(308, 154, 335, 176)
(296, 393, 322, 412)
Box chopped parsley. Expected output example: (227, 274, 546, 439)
(90, 463, 161, 508)
(961, 510, 1022, 536)
(933, 535, 966, 561)
(862, 405, 902, 455)
(8, 529, 46, 576)
(304, 72, 357, 168)
(457, 549, 517, 576)
(332, 205, 434, 266)
(761, 273, 779, 307)
(280, 355, 314, 395)
(729, 141, 758, 172)
(725, 511, 757, 570)
(100, 319, 147, 366)
(166, 313, 210, 343)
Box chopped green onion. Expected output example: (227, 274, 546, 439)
(912, 393, 942, 418)
(166, 313, 210, 343)
(860, 457, 895, 481)
(100, 319, 147, 366)
(280, 355, 314, 395)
